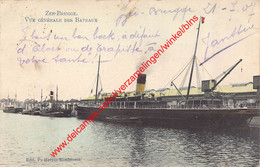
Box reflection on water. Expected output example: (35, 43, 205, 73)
(0, 111, 259, 166)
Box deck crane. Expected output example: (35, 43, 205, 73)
(202, 59, 243, 93)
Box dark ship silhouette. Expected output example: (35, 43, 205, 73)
(77, 17, 260, 130)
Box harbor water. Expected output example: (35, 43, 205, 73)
(0, 110, 259, 167)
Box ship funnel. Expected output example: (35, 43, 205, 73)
(136, 74, 146, 95)
(50, 91, 54, 102)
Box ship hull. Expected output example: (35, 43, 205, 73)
(22, 110, 41, 115)
(39, 109, 72, 117)
(77, 106, 260, 129)
(3, 107, 23, 113)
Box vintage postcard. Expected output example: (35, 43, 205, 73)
(0, 0, 259, 166)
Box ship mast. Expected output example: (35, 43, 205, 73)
(8, 92, 9, 105)
(41, 89, 43, 109)
(56, 85, 58, 101)
(15, 92, 17, 106)
(95, 54, 101, 104)
(186, 17, 202, 101)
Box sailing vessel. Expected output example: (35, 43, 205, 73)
(39, 105, 72, 117)
(3, 106, 23, 113)
(77, 17, 260, 129)
(39, 88, 72, 117)
(3, 93, 23, 113)
(22, 107, 41, 115)
(22, 91, 41, 115)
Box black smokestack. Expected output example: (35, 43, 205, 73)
(136, 74, 146, 94)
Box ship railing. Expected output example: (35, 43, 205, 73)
(177, 99, 222, 109)
(80, 99, 260, 110)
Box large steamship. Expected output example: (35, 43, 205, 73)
(77, 17, 260, 129)
(77, 73, 260, 129)
(3, 93, 23, 113)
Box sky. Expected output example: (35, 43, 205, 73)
(0, 0, 259, 101)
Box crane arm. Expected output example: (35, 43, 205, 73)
(211, 59, 242, 91)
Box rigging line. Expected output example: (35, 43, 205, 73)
(99, 75, 103, 90)
(197, 59, 223, 92)
(180, 61, 192, 89)
(88, 76, 97, 97)
(162, 60, 190, 89)
(214, 66, 234, 80)
(197, 59, 202, 87)
(195, 59, 202, 94)
(163, 58, 193, 89)
(195, 60, 200, 87)
(215, 77, 224, 92)
(212, 65, 237, 92)
(181, 62, 192, 89)
(172, 58, 193, 82)
(98, 76, 103, 98)
(197, 58, 214, 79)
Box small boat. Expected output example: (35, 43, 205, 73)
(39, 102, 72, 117)
(22, 107, 41, 115)
(39, 106, 72, 117)
(3, 106, 23, 113)
(39, 110, 71, 117)
(3, 93, 23, 113)
(38, 89, 72, 117)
